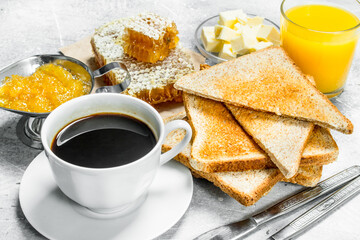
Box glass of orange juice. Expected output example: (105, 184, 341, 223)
(281, 0, 360, 97)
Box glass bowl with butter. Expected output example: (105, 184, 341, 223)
(195, 10, 280, 64)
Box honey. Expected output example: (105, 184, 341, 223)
(0, 63, 90, 113)
(122, 12, 179, 63)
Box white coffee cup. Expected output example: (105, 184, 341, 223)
(41, 93, 192, 215)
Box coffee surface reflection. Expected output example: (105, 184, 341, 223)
(51, 113, 157, 168)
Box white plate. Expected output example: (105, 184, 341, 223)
(19, 152, 193, 240)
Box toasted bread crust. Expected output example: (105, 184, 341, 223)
(205, 169, 282, 206)
(175, 47, 353, 134)
(183, 93, 269, 173)
(161, 130, 327, 205)
(227, 104, 314, 179)
(284, 166, 323, 187)
(162, 124, 338, 172)
(161, 141, 282, 206)
(183, 94, 338, 173)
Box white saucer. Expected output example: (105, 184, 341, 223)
(19, 152, 193, 240)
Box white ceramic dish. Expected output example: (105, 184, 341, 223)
(19, 152, 193, 240)
(194, 14, 279, 64)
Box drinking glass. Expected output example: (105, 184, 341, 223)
(281, 0, 360, 97)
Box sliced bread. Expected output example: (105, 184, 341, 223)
(174, 47, 353, 134)
(161, 128, 325, 206)
(183, 93, 267, 172)
(226, 104, 314, 179)
(284, 165, 323, 187)
(183, 94, 338, 172)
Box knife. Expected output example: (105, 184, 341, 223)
(193, 165, 360, 240)
(270, 175, 360, 240)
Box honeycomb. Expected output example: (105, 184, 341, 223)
(91, 16, 196, 105)
(122, 13, 179, 63)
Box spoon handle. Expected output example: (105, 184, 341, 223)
(94, 62, 131, 93)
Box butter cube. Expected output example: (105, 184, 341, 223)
(230, 26, 258, 53)
(257, 25, 280, 44)
(217, 26, 240, 42)
(214, 25, 223, 37)
(219, 43, 236, 60)
(237, 48, 250, 56)
(219, 9, 247, 28)
(247, 16, 264, 26)
(233, 23, 244, 33)
(201, 26, 223, 52)
(236, 13, 248, 25)
(249, 41, 273, 52)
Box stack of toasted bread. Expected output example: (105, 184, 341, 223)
(162, 47, 353, 206)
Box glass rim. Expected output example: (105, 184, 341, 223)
(280, 0, 360, 34)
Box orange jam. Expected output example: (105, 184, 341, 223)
(0, 63, 90, 113)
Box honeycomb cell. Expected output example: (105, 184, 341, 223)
(122, 13, 179, 63)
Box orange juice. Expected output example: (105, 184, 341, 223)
(281, 4, 360, 96)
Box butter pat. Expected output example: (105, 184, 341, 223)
(233, 23, 245, 33)
(201, 26, 223, 52)
(214, 25, 223, 37)
(230, 34, 258, 53)
(217, 26, 239, 42)
(257, 25, 280, 44)
(230, 25, 258, 54)
(247, 16, 264, 26)
(200, 9, 279, 58)
(219, 43, 236, 60)
(250, 41, 273, 52)
(219, 9, 247, 28)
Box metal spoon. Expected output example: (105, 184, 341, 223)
(94, 62, 131, 93)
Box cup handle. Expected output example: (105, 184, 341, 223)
(160, 120, 192, 165)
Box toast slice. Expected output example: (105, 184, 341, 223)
(226, 105, 314, 179)
(91, 17, 195, 104)
(183, 93, 267, 172)
(174, 47, 353, 134)
(184, 94, 338, 172)
(284, 165, 323, 187)
(161, 128, 325, 206)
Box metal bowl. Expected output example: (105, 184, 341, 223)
(0, 55, 94, 117)
(0, 54, 130, 149)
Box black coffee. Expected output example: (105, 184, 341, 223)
(51, 113, 157, 168)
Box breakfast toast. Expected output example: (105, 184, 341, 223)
(284, 165, 323, 187)
(226, 104, 314, 179)
(174, 47, 353, 134)
(161, 128, 327, 206)
(183, 93, 338, 173)
(183, 93, 267, 172)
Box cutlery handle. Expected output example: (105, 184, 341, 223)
(253, 166, 360, 224)
(193, 219, 257, 240)
(94, 62, 131, 93)
(270, 175, 360, 240)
